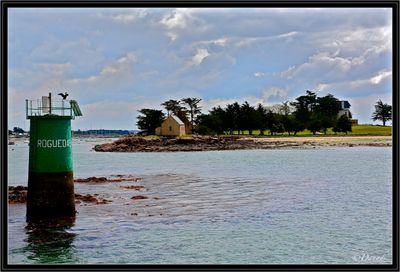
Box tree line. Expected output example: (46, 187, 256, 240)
(195, 91, 352, 136)
(8, 127, 26, 135)
(136, 91, 392, 136)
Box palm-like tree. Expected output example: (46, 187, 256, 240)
(181, 97, 202, 128)
(372, 100, 392, 126)
(161, 99, 183, 116)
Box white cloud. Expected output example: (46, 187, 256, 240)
(72, 100, 138, 130)
(190, 48, 210, 66)
(370, 70, 392, 85)
(8, 52, 139, 129)
(347, 69, 392, 89)
(109, 9, 148, 24)
(166, 32, 178, 42)
(160, 8, 208, 41)
(69, 52, 137, 86)
(232, 31, 301, 48)
(37, 62, 73, 73)
(138, 70, 159, 81)
(211, 38, 228, 46)
(278, 24, 392, 87)
(285, 51, 353, 79)
(235, 37, 264, 48)
(201, 97, 264, 113)
(195, 37, 228, 47)
(160, 8, 193, 29)
(276, 31, 299, 39)
(315, 83, 330, 92)
(16, 63, 73, 100)
(281, 39, 390, 85)
(28, 38, 104, 68)
(262, 87, 288, 102)
(280, 66, 296, 79)
(72, 97, 170, 130)
(8, 62, 75, 129)
(8, 8, 392, 129)
(315, 69, 392, 93)
(254, 72, 266, 77)
(200, 87, 288, 113)
(8, 88, 31, 130)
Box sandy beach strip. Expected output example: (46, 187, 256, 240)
(247, 136, 392, 144)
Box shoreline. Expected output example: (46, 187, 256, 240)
(93, 135, 392, 152)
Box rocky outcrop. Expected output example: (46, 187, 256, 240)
(120, 185, 145, 190)
(93, 136, 274, 152)
(9, 175, 142, 204)
(74, 193, 112, 205)
(131, 195, 148, 200)
(74, 175, 142, 183)
(8, 186, 113, 205)
(8, 186, 28, 204)
(93, 135, 392, 152)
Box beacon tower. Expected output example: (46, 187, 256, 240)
(26, 93, 82, 220)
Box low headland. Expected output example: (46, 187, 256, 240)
(93, 135, 392, 152)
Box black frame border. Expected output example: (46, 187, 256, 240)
(1, 1, 399, 271)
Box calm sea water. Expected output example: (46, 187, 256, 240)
(8, 140, 392, 264)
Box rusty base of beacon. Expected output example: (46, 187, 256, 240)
(26, 172, 76, 220)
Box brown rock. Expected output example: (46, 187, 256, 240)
(9, 190, 28, 204)
(9, 185, 28, 191)
(75, 193, 97, 202)
(120, 185, 145, 190)
(74, 175, 142, 183)
(75, 176, 108, 183)
(97, 199, 112, 204)
(131, 195, 148, 200)
(74, 193, 112, 205)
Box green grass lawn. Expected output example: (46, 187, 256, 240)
(228, 125, 392, 137)
(350, 125, 392, 136)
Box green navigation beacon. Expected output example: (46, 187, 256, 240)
(26, 92, 82, 220)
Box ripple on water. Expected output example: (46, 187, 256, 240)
(8, 146, 392, 264)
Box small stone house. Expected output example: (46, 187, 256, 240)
(155, 115, 186, 136)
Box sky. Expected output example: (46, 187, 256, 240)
(8, 7, 393, 130)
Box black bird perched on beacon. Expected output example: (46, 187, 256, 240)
(58, 92, 69, 100)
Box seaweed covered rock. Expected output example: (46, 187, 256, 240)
(74, 175, 141, 183)
(9, 186, 28, 204)
(93, 136, 241, 152)
(74, 193, 112, 205)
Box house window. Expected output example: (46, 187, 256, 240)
(169, 126, 172, 131)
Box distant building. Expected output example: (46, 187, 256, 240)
(155, 115, 186, 136)
(337, 100, 351, 118)
(338, 100, 358, 125)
